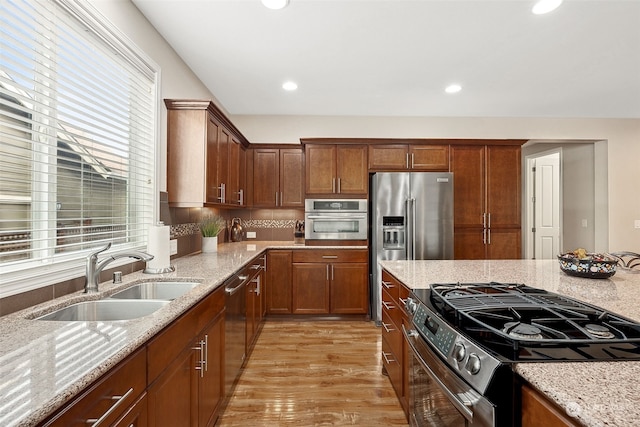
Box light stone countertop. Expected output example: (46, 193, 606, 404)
(379, 259, 640, 427)
(0, 241, 366, 427)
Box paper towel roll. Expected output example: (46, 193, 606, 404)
(146, 224, 172, 271)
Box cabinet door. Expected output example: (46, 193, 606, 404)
(148, 347, 198, 426)
(305, 144, 336, 194)
(454, 228, 486, 260)
(280, 148, 304, 206)
(206, 117, 222, 204)
(216, 126, 231, 204)
(246, 275, 259, 347)
(266, 250, 293, 314)
(521, 384, 578, 427)
(292, 263, 330, 314)
(450, 145, 485, 227)
(336, 145, 368, 195)
(368, 144, 408, 170)
(114, 394, 148, 427)
(486, 228, 521, 259)
(198, 313, 224, 427)
(409, 145, 449, 171)
(252, 148, 279, 207)
(486, 145, 521, 228)
(227, 137, 242, 206)
(330, 262, 369, 314)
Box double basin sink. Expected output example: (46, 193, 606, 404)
(36, 281, 200, 321)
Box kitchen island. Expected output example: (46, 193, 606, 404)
(380, 259, 640, 427)
(0, 241, 365, 427)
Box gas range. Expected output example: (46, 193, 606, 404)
(406, 282, 640, 399)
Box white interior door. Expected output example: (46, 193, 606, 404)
(533, 152, 561, 259)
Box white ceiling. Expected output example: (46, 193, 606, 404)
(131, 0, 640, 118)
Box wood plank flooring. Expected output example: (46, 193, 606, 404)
(216, 320, 409, 426)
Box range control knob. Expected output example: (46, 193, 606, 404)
(405, 298, 418, 315)
(452, 342, 466, 363)
(465, 353, 481, 375)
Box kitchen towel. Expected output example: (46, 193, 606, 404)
(147, 223, 171, 271)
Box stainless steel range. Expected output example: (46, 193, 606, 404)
(404, 282, 640, 426)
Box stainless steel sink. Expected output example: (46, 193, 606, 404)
(109, 281, 200, 300)
(36, 299, 169, 321)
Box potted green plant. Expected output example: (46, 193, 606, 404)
(200, 214, 225, 253)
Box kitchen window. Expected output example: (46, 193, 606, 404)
(0, 0, 159, 296)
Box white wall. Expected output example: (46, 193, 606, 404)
(91, 0, 640, 253)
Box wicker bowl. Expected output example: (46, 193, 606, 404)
(557, 252, 618, 279)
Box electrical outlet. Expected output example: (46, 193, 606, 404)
(635, 220, 640, 229)
(246, 231, 257, 239)
(169, 239, 178, 255)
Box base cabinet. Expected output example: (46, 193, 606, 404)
(147, 286, 225, 427)
(266, 250, 293, 314)
(521, 383, 578, 427)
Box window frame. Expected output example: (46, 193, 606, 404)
(0, 0, 161, 298)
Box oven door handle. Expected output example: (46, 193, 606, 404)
(306, 215, 367, 220)
(402, 325, 475, 422)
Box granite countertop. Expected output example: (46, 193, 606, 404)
(380, 259, 640, 427)
(0, 241, 366, 427)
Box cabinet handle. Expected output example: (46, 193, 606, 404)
(488, 213, 491, 228)
(406, 152, 410, 169)
(280, 192, 283, 206)
(275, 192, 278, 206)
(382, 351, 395, 364)
(331, 264, 334, 280)
(85, 387, 134, 426)
(381, 280, 394, 289)
(262, 255, 267, 271)
(488, 228, 491, 245)
(192, 340, 205, 377)
(382, 301, 395, 310)
(322, 255, 338, 259)
(203, 334, 208, 372)
(332, 178, 336, 193)
(326, 264, 330, 280)
(250, 264, 261, 270)
(255, 275, 261, 295)
(399, 297, 407, 307)
(238, 189, 244, 205)
(382, 322, 395, 333)
(218, 183, 225, 203)
(337, 178, 341, 193)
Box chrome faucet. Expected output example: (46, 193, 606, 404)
(85, 243, 154, 293)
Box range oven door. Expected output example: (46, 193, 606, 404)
(403, 326, 496, 427)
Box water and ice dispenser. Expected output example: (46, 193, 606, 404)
(382, 216, 405, 249)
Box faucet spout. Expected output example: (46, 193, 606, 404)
(84, 243, 154, 293)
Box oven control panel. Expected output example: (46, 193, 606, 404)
(411, 301, 503, 394)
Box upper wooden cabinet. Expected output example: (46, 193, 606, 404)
(250, 147, 304, 207)
(304, 143, 368, 196)
(450, 143, 523, 259)
(165, 100, 249, 207)
(369, 144, 449, 171)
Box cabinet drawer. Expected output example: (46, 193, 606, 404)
(292, 249, 367, 263)
(382, 288, 402, 329)
(382, 337, 402, 399)
(382, 308, 402, 356)
(148, 286, 224, 382)
(398, 284, 410, 315)
(381, 270, 400, 300)
(43, 348, 146, 427)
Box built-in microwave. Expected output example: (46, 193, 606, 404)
(304, 199, 368, 241)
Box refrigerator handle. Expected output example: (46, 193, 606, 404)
(406, 198, 416, 260)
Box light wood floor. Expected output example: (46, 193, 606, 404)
(216, 319, 410, 426)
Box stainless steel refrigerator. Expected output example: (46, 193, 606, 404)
(370, 172, 454, 323)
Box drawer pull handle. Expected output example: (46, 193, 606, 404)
(382, 352, 395, 364)
(322, 255, 338, 259)
(382, 301, 395, 310)
(86, 387, 134, 426)
(381, 280, 394, 289)
(381, 322, 395, 333)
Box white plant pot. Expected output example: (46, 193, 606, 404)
(202, 236, 218, 253)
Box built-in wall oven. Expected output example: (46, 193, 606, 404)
(304, 199, 367, 241)
(404, 282, 640, 427)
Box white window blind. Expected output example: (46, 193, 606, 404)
(0, 0, 157, 293)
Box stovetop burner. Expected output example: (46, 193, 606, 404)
(411, 282, 640, 362)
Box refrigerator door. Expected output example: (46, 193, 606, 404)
(410, 172, 454, 260)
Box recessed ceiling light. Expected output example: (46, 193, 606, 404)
(532, 0, 563, 15)
(262, 0, 289, 10)
(282, 81, 298, 91)
(445, 84, 462, 94)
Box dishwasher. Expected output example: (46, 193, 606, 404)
(223, 272, 248, 397)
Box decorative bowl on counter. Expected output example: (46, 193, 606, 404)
(557, 252, 618, 279)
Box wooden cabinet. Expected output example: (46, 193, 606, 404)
(246, 254, 266, 351)
(450, 144, 522, 259)
(369, 144, 449, 171)
(250, 147, 304, 207)
(292, 249, 369, 315)
(304, 144, 368, 196)
(147, 286, 225, 427)
(42, 348, 147, 427)
(380, 269, 410, 420)
(266, 250, 293, 314)
(165, 99, 249, 207)
(521, 383, 578, 427)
